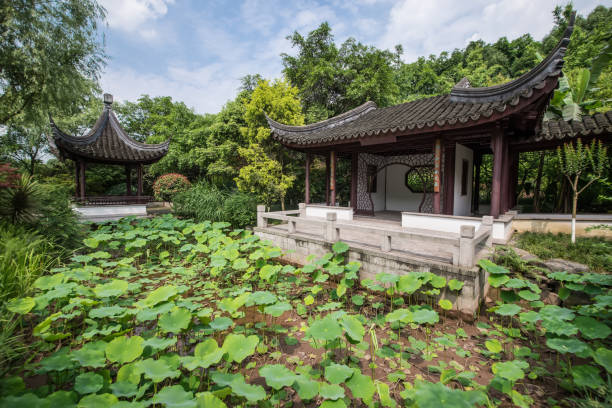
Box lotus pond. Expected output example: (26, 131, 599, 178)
(1, 215, 611, 407)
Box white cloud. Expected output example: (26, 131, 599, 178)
(100, 0, 174, 40)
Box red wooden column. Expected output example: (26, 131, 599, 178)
(137, 164, 143, 197)
(500, 139, 511, 214)
(126, 166, 132, 196)
(79, 161, 86, 200)
(442, 143, 455, 215)
(304, 153, 311, 204)
(350, 152, 358, 210)
(330, 151, 337, 206)
(325, 155, 330, 205)
(508, 150, 519, 209)
(472, 151, 482, 213)
(490, 129, 505, 218)
(433, 139, 441, 214)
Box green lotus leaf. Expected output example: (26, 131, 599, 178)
(136, 301, 175, 322)
(72, 254, 92, 263)
(478, 259, 509, 275)
(34, 274, 65, 290)
(246, 291, 277, 306)
(593, 348, 612, 373)
(491, 360, 527, 382)
(332, 241, 349, 254)
(494, 303, 521, 317)
(105, 335, 144, 364)
(158, 307, 192, 333)
(304, 295, 315, 306)
(143, 336, 177, 352)
(38, 348, 76, 372)
(320, 400, 347, 408)
(340, 315, 365, 344)
(259, 264, 281, 282)
(210, 371, 242, 387)
(517, 290, 539, 301)
(411, 308, 439, 325)
(539, 305, 574, 321)
(137, 285, 178, 308)
(411, 381, 487, 408)
(571, 365, 604, 389)
(376, 272, 399, 285)
(117, 362, 142, 385)
(195, 392, 227, 408)
(151, 385, 195, 408)
(318, 383, 345, 400)
(542, 319, 578, 336)
(438, 299, 453, 310)
(209, 317, 233, 331)
(546, 338, 589, 355)
(308, 316, 342, 342)
(222, 334, 259, 363)
(182, 338, 224, 370)
(430, 275, 447, 289)
(346, 370, 375, 402)
(324, 363, 353, 384)
(376, 381, 396, 407)
(294, 375, 320, 400)
(488, 274, 509, 288)
(47, 390, 78, 407)
(447, 279, 464, 291)
(89, 251, 111, 259)
(519, 311, 540, 325)
(259, 364, 297, 390)
(71, 341, 107, 368)
(485, 339, 502, 353)
(77, 393, 118, 407)
(138, 358, 181, 383)
(574, 316, 611, 340)
(74, 372, 103, 395)
(231, 258, 249, 271)
(83, 237, 99, 248)
(93, 279, 128, 298)
(398, 274, 422, 294)
(89, 305, 128, 319)
(6, 297, 35, 314)
(229, 376, 266, 402)
(385, 309, 411, 323)
(263, 301, 292, 317)
(351, 294, 365, 306)
(126, 238, 147, 251)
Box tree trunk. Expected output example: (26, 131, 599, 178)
(533, 151, 544, 212)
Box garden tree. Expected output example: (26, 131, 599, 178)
(239, 79, 304, 209)
(557, 139, 608, 243)
(282, 22, 399, 121)
(0, 119, 50, 175)
(0, 0, 106, 124)
(235, 144, 295, 210)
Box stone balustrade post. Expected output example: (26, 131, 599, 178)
(459, 225, 476, 267)
(325, 212, 338, 242)
(298, 202, 306, 217)
(257, 205, 267, 228)
(482, 215, 493, 247)
(381, 234, 391, 252)
(288, 220, 296, 233)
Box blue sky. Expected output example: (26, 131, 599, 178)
(99, 0, 608, 114)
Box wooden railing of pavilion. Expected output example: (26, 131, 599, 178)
(74, 195, 154, 206)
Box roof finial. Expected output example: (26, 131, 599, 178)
(103, 93, 113, 106)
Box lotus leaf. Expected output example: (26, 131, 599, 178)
(332, 241, 349, 254)
(294, 375, 319, 400)
(138, 285, 178, 308)
(324, 363, 353, 384)
(519, 311, 540, 325)
(340, 315, 365, 344)
(77, 393, 118, 407)
(6, 297, 35, 314)
(397, 274, 422, 294)
(182, 338, 224, 370)
(351, 294, 364, 306)
(376, 381, 396, 407)
(478, 259, 509, 275)
(209, 317, 233, 331)
(71, 341, 107, 368)
(222, 334, 259, 363)
(47, 390, 78, 407)
(491, 360, 527, 382)
(151, 385, 196, 408)
(542, 319, 578, 336)
(376, 272, 399, 285)
(143, 336, 177, 352)
(494, 304, 521, 316)
(438, 299, 453, 310)
(411, 308, 439, 325)
(346, 370, 375, 401)
(320, 400, 347, 408)
(263, 301, 292, 317)
(539, 305, 574, 321)
(259, 364, 297, 390)
(319, 383, 345, 400)
(38, 348, 75, 372)
(485, 339, 502, 353)
(229, 376, 266, 402)
(136, 301, 175, 322)
(546, 338, 589, 355)
(89, 305, 128, 319)
(574, 316, 611, 340)
(138, 358, 181, 383)
(105, 336, 144, 364)
(83, 237, 99, 248)
(593, 347, 612, 373)
(488, 274, 509, 288)
(304, 295, 315, 306)
(411, 381, 487, 408)
(448, 279, 464, 291)
(74, 372, 103, 395)
(117, 362, 142, 384)
(430, 275, 447, 288)
(158, 307, 192, 333)
(93, 280, 128, 298)
(517, 290, 539, 301)
(247, 291, 277, 306)
(571, 365, 604, 389)
(109, 381, 138, 398)
(308, 316, 342, 342)
(195, 392, 227, 408)
(34, 274, 64, 290)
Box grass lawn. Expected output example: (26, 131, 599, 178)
(515, 232, 612, 272)
(1, 215, 610, 407)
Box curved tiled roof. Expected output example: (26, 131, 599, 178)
(537, 111, 612, 141)
(48, 95, 170, 164)
(269, 13, 575, 147)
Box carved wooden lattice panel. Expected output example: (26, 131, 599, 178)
(356, 153, 435, 214)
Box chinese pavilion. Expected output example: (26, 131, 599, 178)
(48, 94, 170, 204)
(267, 13, 611, 219)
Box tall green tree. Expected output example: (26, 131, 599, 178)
(0, 120, 49, 175)
(0, 0, 106, 124)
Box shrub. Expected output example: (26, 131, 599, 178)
(223, 191, 258, 229)
(153, 173, 191, 202)
(0, 174, 41, 223)
(0, 163, 20, 188)
(34, 183, 84, 251)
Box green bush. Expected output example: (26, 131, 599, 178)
(153, 173, 191, 201)
(173, 184, 257, 228)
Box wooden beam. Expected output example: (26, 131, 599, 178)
(490, 129, 504, 218)
(330, 151, 337, 206)
(350, 152, 358, 209)
(443, 143, 455, 215)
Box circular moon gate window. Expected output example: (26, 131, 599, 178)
(404, 166, 434, 193)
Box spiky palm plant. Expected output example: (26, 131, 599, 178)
(0, 174, 41, 224)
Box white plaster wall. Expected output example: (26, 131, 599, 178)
(305, 206, 353, 220)
(384, 164, 424, 212)
(371, 167, 386, 211)
(453, 144, 473, 216)
(402, 213, 481, 234)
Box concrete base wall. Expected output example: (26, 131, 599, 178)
(255, 228, 489, 318)
(512, 218, 612, 238)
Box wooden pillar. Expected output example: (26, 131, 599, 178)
(304, 153, 311, 204)
(509, 150, 519, 209)
(126, 166, 132, 196)
(433, 138, 441, 214)
(500, 140, 511, 214)
(472, 151, 482, 213)
(490, 129, 504, 218)
(79, 161, 86, 200)
(137, 164, 143, 197)
(330, 151, 337, 206)
(443, 143, 455, 215)
(325, 155, 330, 206)
(350, 152, 358, 210)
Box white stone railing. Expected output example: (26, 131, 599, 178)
(257, 205, 492, 268)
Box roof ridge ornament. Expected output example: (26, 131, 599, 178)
(103, 93, 113, 106)
(454, 77, 471, 89)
